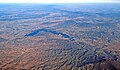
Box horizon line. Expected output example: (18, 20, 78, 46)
(0, 1, 120, 3)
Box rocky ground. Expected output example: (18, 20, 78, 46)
(0, 3, 120, 70)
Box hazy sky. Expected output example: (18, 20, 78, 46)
(0, 0, 120, 3)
